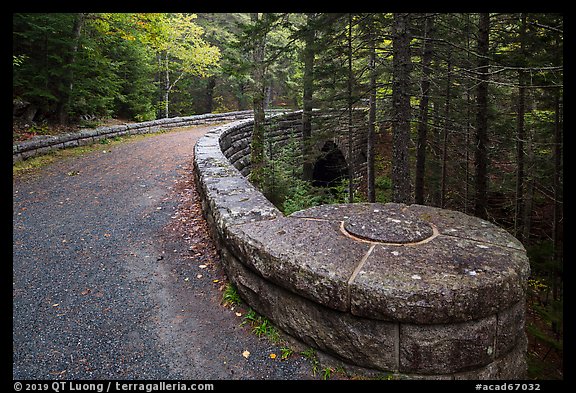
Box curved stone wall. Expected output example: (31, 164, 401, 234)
(12, 110, 273, 163)
(194, 113, 531, 379)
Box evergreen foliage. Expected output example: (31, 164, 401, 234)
(13, 13, 563, 377)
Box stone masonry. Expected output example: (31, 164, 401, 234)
(193, 113, 531, 379)
(13, 110, 285, 164)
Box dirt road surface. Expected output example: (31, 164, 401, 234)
(12, 126, 313, 380)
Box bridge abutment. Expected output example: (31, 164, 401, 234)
(193, 113, 530, 379)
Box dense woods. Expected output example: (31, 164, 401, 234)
(13, 12, 563, 378)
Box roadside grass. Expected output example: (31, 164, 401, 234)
(220, 283, 314, 366)
(221, 282, 242, 308)
(219, 282, 383, 380)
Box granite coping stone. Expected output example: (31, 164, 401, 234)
(194, 119, 530, 325)
(290, 203, 530, 323)
(223, 217, 371, 311)
(193, 113, 529, 377)
(221, 202, 531, 323)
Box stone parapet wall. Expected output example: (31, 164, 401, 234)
(12, 110, 286, 163)
(219, 111, 304, 176)
(218, 109, 368, 178)
(193, 113, 531, 380)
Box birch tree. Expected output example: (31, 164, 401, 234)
(155, 14, 220, 118)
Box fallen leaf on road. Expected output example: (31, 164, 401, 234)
(269, 353, 277, 359)
(199, 264, 207, 269)
(242, 350, 250, 359)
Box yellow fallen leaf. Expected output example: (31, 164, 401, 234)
(269, 353, 277, 359)
(242, 350, 250, 359)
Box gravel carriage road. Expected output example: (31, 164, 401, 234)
(12, 125, 312, 380)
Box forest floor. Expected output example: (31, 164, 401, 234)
(525, 302, 564, 380)
(12, 120, 563, 380)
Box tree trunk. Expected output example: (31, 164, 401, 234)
(430, 99, 442, 207)
(366, 14, 377, 203)
(58, 12, 85, 124)
(238, 82, 249, 110)
(551, 41, 563, 338)
(514, 14, 527, 241)
(474, 13, 490, 219)
(302, 13, 315, 182)
(391, 13, 413, 204)
(522, 127, 534, 242)
(464, 14, 472, 214)
(347, 13, 354, 203)
(164, 51, 170, 118)
(415, 14, 434, 205)
(250, 13, 267, 185)
(441, 54, 452, 208)
(205, 76, 216, 113)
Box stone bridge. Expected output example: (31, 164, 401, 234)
(219, 109, 368, 187)
(13, 109, 530, 379)
(12, 110, 284, 163)
(13, 108, 369, 192)
(194, 111, 530, 379)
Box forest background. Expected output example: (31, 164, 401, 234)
(12, 13, 563, 379)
